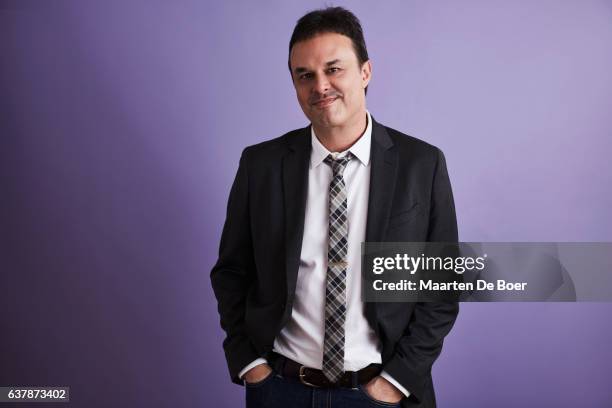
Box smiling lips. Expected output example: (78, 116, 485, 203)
(312, 97, 338, 108)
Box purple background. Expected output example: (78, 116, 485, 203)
(2, 1, 612, 407)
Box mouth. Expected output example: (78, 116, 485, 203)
(312, 97, 338, 109)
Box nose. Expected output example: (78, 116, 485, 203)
(313, 74, 330, 96)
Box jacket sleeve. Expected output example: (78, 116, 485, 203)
(210, 149, 261, 384)
(382, 148, 459, 403)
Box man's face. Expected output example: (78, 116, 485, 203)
(289, 32, 371, 129)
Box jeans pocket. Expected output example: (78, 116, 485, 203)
(245, 370, 276, 389)
(357, 384, 401, 407)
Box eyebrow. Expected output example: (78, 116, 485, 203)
(293, 59, 342, 74)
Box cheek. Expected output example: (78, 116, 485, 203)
(295, 88, 309, 106)
(335, 77, 357, 99)
(338, 86, 354, 104)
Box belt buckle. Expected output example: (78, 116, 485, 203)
(299, 366, 320, 388)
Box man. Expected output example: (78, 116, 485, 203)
(211, 7, 458, 408)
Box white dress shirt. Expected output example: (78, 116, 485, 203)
(240, 111, 409, 397)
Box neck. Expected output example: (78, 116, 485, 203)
(313, 110, 368, 152)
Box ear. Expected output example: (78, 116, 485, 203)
(361, 60, 372, 89)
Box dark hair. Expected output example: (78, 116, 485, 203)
(288, 7, 369, 91)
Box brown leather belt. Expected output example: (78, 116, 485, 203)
(270, 352, 381, 388)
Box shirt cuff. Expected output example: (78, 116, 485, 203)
(380, 370, 411, 398)
(238, 358, 268, 380)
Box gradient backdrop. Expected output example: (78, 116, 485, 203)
(2, 1, 612, 407)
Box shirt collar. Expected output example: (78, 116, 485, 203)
(310, 111, 372, 168)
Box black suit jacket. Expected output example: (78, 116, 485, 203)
(211, 117, 459, 407)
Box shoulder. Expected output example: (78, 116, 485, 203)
(376, 122, 444, 163)
(240, 126, 309, 165)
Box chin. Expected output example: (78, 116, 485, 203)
(312, 109, 346, 128)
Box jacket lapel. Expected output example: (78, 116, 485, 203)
(281, 126, 311, 325)
(364, 118, 398, 332)
(365, 119, 397, 243)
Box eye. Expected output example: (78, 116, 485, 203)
(328, 67, 341, 74)
(299, 73, 314, 80)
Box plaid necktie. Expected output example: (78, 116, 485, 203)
(322, 153, 351, 383)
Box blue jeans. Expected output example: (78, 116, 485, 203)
(245, 371, 401, 408)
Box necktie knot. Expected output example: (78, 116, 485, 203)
(324, 154, 352, 178)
